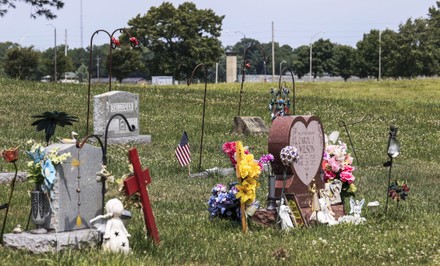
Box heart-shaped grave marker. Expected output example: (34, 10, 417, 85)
(289, 117, 324, 186)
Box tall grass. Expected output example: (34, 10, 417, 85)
(0, 77, 439, 265)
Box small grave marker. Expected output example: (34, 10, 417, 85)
(233, 116, 269, 135)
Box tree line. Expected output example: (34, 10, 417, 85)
(1, 1, 440, 83)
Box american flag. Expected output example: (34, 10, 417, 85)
(175, 131, 191, 167)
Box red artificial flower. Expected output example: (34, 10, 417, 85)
(111, 37, 121, 47)
(245, 63, 251, 69)
(2, 147, 19, 163)
(129, 37, 139, 47)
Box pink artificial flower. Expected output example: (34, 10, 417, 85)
(345, 154, 353, 165)
(222, 142, 236, 155)
(343, 164, 354, 172)
(323, 170, 337, 181)
(259, 153, 275, 164)
(340, 170, 355, 184)
(328, 156, 340, 173)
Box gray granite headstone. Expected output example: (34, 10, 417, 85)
(93, 90, 151, 144)
(46, 143, 103, 232)
(94, 90, 139, 138)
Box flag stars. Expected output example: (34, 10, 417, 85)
(121, 242, 126, 247)
(114, 231, 119, 237)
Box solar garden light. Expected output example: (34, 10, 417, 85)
(384, 125, 400, 213)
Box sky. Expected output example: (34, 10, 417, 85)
(0, 0, 437, 51)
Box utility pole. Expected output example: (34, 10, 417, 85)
(215, 62, 218, 84)
(47, 24, 57, 82)
(378, 30, 382, 81)
(272, 21, 275, 83)
(96, 56, 100, 79)
(64, 29, 68, 56)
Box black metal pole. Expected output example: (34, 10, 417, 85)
(87, 29, 111, 136)
(278, 66, 296, 115)
(385, 157, 393, 213)
(339, 120, 360, 166)
(237, 43, 267, 117)
(0, 161, 18, 244)
(108, 28, 137, 91)
(187, 63, 208, 171)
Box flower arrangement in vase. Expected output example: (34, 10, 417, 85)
(321, 134, 356, 201)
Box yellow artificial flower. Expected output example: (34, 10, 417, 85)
(348, 183, 357, 193)
(234, 141, 262, 205)
(236, 187, 256, 204)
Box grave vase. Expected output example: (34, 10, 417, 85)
(266, 174, 277, 210)
(30, 189, 50, 234)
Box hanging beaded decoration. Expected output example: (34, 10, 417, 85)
(71, 152, 82, 227)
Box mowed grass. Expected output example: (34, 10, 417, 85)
(0, 77, 439, 265)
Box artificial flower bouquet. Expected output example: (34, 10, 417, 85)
(211, 141, 264, 223)
(235, 141, 262, 206)
(388, 180, 410, 201)
(321, 138, 356, 199)
(207, 183, 240, 220)
(25, 140, 70, 192)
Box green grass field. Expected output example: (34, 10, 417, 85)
(0, 77, 439, 265)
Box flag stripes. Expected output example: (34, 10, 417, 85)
(175, 131, 191, 167)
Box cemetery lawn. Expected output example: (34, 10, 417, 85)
(0, 77, 440, 265)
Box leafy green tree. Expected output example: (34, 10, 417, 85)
(329, 45, 356, 81)
(354, 30, 379, 79)
(0, 0, 64, 19)
(385, 19, 430, 79)
(291, 45, 310, 80)
(68, 47, 88, 71)
(311, 38, 334, 78)
(41, 46, 73, 80)
(75, 63, 88, 83)
(232, 39, 268, 78)
(108, 47, 146, 82)
(4, 47, 40, 80)
(0, 41, 18, 76)
(127, 2, 224, 80)
(86, 44, 111, 78)
(277, 44, 295, 75)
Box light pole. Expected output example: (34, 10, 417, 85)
(279, 60, 286, 75)
(235, 31, 246, 40)
(309, 31, 324, 82)
(379, 30, 382, 81)
(47, 24, 57, 82)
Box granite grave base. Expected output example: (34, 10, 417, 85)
(252, 204, 345, 227)
(105, 135, 152, 145)
(3, 229, 98, 253)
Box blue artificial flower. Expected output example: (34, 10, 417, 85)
(41, 158, 56, 193)
(207, 183, 241, 220)
(26, 146, 46, 164)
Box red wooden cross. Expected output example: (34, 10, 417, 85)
(124, 147, 160, 244)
